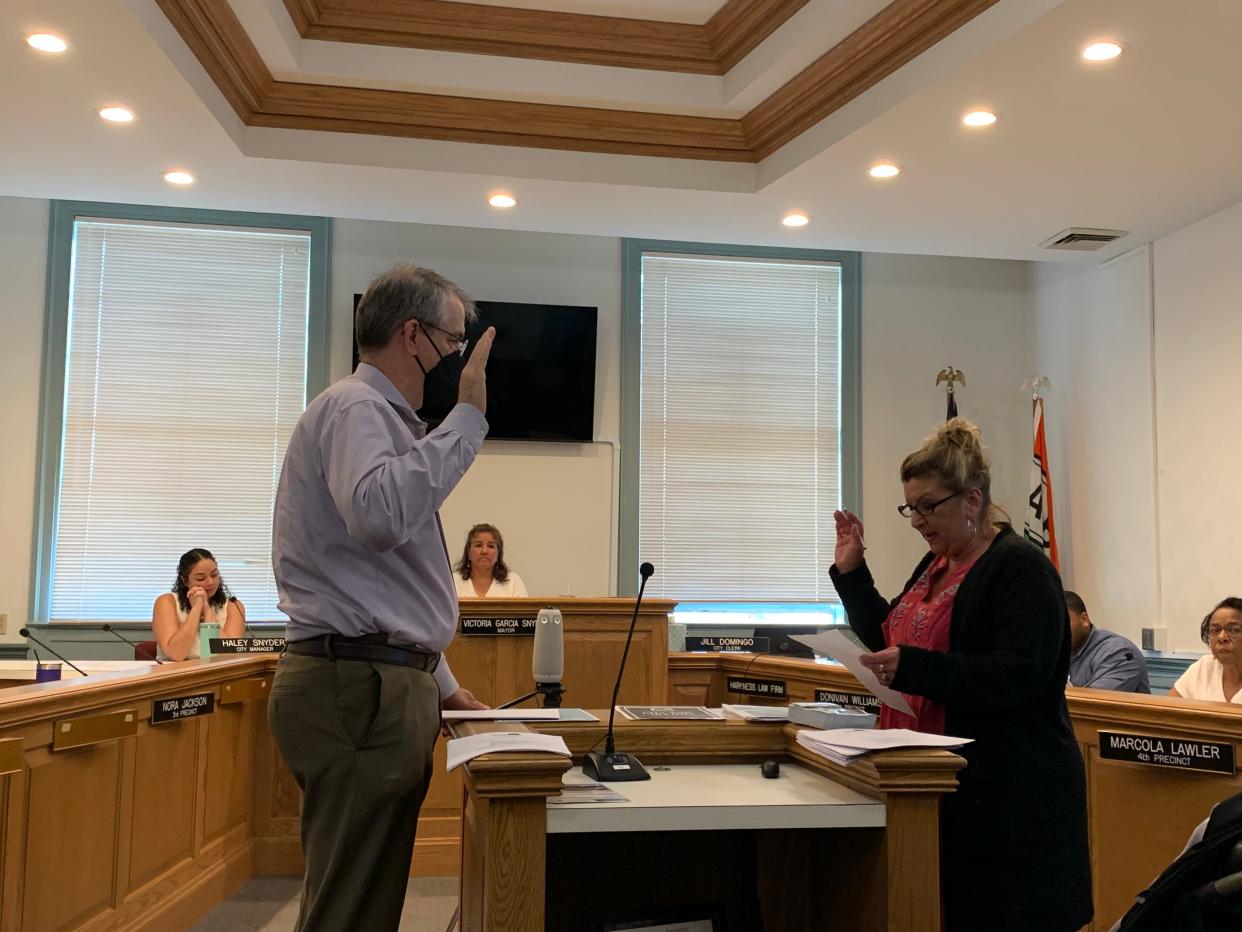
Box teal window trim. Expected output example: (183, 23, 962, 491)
(618, 238, 861, 597)
(31, 200, 332, 623)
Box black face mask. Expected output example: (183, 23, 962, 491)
(415, 327, 465, 389)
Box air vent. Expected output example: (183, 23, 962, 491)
(1040, 227, 1129, 251)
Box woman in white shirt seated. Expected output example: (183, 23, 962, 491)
(455, 524, 528, 598)
(152, 548, 246, 661)
(1170, 597, 1242, 703)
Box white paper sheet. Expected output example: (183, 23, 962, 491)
(792, 630, 915, 716)
(445, 732, 572, 772)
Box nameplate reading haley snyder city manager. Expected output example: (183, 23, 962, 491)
(210, 637, 286, 654)
(458, 616, 537, 636)
(1099, 731, 1236, 775)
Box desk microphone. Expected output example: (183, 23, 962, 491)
(230, 596, 253, 638)
(497, 608, 565, 710)
(19, 627, 88, 677)
(101, 623, 164, 664)
(583, 562, 655, 783)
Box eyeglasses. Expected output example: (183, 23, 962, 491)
(1208, 624, 1242, 640)
(423, 322, 469, 357)
(897, 490, 962, 519)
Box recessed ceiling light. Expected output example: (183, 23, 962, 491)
(163, 170, 195, 186)
(488, 193, 517, 208)
(868, 163, 901, 179)
(26, 33, 68, 54)
(1081, 41, 1122, 62)
(99, 106, 135, 123)
(962, 109, 997, 127)
(782, 211, 810, 228)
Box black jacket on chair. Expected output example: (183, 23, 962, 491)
(830, 526, 1093, 932)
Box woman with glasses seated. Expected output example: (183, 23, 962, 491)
(455, 523, 528, 597)
(828, 418, 1092, 932)
(152, 548, 246, 661)
(1170, 598, 1242, 703)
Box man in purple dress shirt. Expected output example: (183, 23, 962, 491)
(269, 264, 495, 930)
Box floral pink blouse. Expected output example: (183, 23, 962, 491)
(880, 554, 977, 733)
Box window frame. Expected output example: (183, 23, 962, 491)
(618, 238, 860, 597)
(31, 200, 331, 623)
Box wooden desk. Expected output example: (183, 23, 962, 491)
(453, 715, 965, 932)
(669, 651, 1242, 932)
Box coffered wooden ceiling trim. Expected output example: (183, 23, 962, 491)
(280, 0, 810, 75)
(157, 0, 1000, 162)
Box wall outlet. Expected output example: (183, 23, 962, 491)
(0, 613, 7, 635)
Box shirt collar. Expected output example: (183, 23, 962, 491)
(1072, 625, 1102, 660)
(354, 362, 424, 424)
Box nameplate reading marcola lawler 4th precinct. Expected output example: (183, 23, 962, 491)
(1099, 731, 1236, 775)
(151, 693, 215, 724)
(458, 616, 538, 636)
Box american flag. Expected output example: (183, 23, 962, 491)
(1024, 396, 1059, 568)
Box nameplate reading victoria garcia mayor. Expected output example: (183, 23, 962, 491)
(458, 616, 537, 636)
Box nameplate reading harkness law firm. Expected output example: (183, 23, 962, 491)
(458, 616, 537, 636)
(726, 676, 787, 699)
(210, 638, 286, 654)
(151, 693, 215, 724)
(685, 635, 771, 653)
(1099, 731, 1236, 775)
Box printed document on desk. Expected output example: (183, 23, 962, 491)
(793, 630, 914, 716)
(445, 732, 572, 772)
(797, 727, 971, 766)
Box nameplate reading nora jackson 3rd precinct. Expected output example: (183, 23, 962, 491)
(458, 616, 537, 636)
(1099, 731, 1236, 775)
(151, 693, 216, 724)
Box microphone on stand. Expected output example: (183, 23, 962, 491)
(229, 596, 253, 638)
(19, 627, 88, 677)
(101, 624, 165, 664)
(583, 562, 655, 783)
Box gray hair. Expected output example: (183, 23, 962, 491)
(354, 264, 476, 352)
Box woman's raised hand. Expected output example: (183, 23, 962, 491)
(833, 510, 866, 573)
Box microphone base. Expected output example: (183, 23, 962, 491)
(535, 682, 564, 708)
(582, 751, 650, 783)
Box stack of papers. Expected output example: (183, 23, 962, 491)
(796, 727, 972, 766)
(721, 704, 790, 722)
(547, 781, 629, 806)
(445, 732, 572, 772)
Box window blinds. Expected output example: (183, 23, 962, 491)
(639, 253, 843, 600)
(50, 218, 311, 622)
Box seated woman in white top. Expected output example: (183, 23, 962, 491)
(454, 524, 528, 598)
(1170, 597, 1242, 703)
(152, 548, 245, 661)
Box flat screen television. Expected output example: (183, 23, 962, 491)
(353, 296, 597, 442)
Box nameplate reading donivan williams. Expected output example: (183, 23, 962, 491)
(685, 636, 771, 653)
(815, 689, 883, 713)
(458, 616, 537, 636)
(151, 693, 215, 724)
(210, 638, 286, 654)
(1099, 731, 1236, 775)
(726, 676, 787, 698)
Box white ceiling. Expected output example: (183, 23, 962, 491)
(4, 0, 1242, 263)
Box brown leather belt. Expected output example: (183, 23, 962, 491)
(286, 634, 439, 672)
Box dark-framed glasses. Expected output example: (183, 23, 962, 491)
(1208, 624, 1242, 640)
(424, 322, 469, 357)
(897, 490, 962, 519)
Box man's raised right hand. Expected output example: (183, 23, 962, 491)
(458, 326, 495, 415)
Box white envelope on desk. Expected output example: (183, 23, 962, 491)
(793, 630, 915, 716)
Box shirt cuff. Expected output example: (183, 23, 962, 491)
(438, 402, 488, 446)
(433, 655, 460, 699)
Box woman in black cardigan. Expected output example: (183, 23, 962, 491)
(829, 418, 1092, 932)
